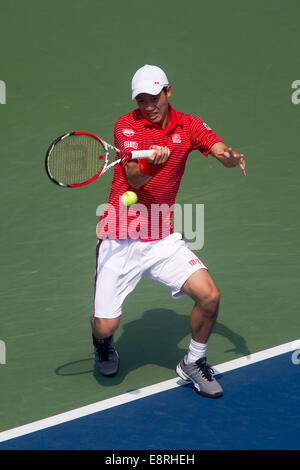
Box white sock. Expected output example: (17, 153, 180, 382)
(185, 339, 207, 364)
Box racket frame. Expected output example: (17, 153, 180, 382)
(45, 131, 155, 188)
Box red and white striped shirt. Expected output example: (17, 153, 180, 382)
(97, 105, 223, 240)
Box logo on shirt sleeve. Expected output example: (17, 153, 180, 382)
(202, 122, 212, 130)
(122, 129, 135, 137)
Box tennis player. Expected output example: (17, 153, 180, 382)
(91, 65, 246, 398)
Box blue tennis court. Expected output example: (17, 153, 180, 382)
(0, 345, 299, 450)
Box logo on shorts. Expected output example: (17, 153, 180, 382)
(124, 141, 138, 149)
(122, 129, 135, 137)
(172, 134, 181, 143)
(189, 258, 201, 266)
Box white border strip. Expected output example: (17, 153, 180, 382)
(0, 339, 299, 443)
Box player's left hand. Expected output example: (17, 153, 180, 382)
(220, 147, 246, 176)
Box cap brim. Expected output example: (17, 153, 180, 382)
(132, 84, 167, 100)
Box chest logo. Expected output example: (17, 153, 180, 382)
(172, 134, 181, 143)
(122, 129, 135, 137)
(124, 141, 138, 149)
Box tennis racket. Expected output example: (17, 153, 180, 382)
(45, 131, 154, 188)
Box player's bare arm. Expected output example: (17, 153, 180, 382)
(210, 142, 246, 176)
(124, 161, 151, 188)
(124, 145, 169, 188)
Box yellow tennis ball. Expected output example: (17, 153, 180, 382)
(121, 191, 138, 206)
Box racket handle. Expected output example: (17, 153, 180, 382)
(129, 149, 170, 160)
(129, 150, 154, 160)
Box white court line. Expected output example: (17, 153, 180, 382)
(0, 339, 299, 443)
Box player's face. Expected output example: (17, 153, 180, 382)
(136, 86, 172, 129)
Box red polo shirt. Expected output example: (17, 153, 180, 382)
(97, 106, 223, 240)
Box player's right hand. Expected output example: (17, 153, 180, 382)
(148, 145, 170, 165)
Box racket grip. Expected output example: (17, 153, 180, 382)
(129, 149, 170, 160)
(129, 150, 154, 160)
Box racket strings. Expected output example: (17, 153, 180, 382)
(48, 134, 104, 185)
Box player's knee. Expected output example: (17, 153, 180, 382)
(197, 286, 220, 316)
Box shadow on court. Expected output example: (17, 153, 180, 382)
(55, 309, 250, 387)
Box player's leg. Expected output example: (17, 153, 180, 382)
(92, 238, 142, 377)
(145, 233, 223, 397)
(90, 316, 121, 339)
(181, 269, 220, 345)
(176, 270, 223, 397)
(90, 316, 121, 376)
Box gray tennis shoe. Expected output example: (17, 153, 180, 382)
(93, 335, 119, 377)
(176, 356, 223, 398)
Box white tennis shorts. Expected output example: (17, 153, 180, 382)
(94, 232, 207, 318)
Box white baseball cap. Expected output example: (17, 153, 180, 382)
(131, 64, 169, 100)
